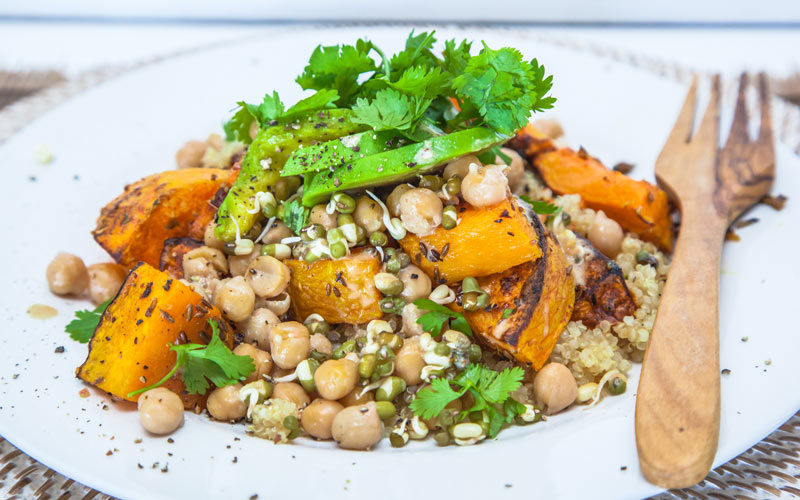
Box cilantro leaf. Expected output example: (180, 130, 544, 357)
(280, 198, 311, 235)
(519, 195, 562, 216)
(296, 40, 377, 106)
(413, 298, 473, 336)
(409, 377, 466, 420)
(389, 31, 440, 77)
(480, 366, 525, 404)
(254, 90, 285, 123)
(410, 363, 527, 438)
(442, 38, 473, 77)
(389, 66, 449, 99)
(223, 104, 256, 143)
(415, 309, 450, 337)
(351, 89, 431, 132)
(65, 299, 112, 343)
(174, 322, 254, 394)
(449, 315, 473, 337)
(501, 308, 515, 319)
(127, 319, 254, 398)
(452, 43, 554, 135)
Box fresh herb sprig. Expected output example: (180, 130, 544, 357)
(410, 363, 527, 438)
(127, 320, 254, 398)
(225, 30, 554, 143)
(65, 299, 112, 343)
(519, 195, 562, 216)
(413, 298, 472, 337)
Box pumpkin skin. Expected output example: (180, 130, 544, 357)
(398, 197, 543, 285)
(76, 263, 232, 409)
(159, 237, 204, 280)
(92, 168, 237, 268)
(285, 248, 384, 325)
(451, 206, 575, 370)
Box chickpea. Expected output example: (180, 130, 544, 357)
(395, 336, 425, 385)
(228, 244, 262, 277)
(461, 164, 509, 208)
(238, 307, 280, 350)
(301, 399, 344, 440)
(245, 256, 290, 298)
(233, 343, 273, 382)
(203, 221, 226, 250)
(206, 133, 223, 150)
(587, 211, 624, 258)
(401, 302, 425, 337)
(257, 291, 292, 316)
(271, 382, 310, 409)
(533, 363, 578, 415)
(262, 220, 293, 245)
(269, 322, 310, 369)
(214, 276, 255, 322)
(175, 140, 207, 169)
(397, 265, 432, 303)
(331, 402, 384, 450)
(183, 246, 228, 280)
(353, 196, 386, 234)
(496, 147, 526, 193)
(310, 333, 333, 355)
(386, 184, 413, 218)
(188, 276, 222, 303)
(137, 388, 184, 435)
(399, 188, 443, 236)
(534, 118, 564, 140)
(339, 387, 375, 407)
(86, 263, 126, 305)
(206, 384, 247, 421)
(46, 253, 89, 296)
(309, 204, 338, 230)
(315, 359, 358, 401)
(443, 154, 481, 180)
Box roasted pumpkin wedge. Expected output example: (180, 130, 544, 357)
(159, 237, 204, 280)
(508, 127, 673, 251)
(93, 168, 238, 268)
(452, 210, 575, 370)
(285, 248, 384, 325)
(76, 263, 232, 409)
(570, 236, 637, 328)
(531, 148, 673, 251)
(398, 197, 543, 284)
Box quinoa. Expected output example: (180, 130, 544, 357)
(249, 399, 298, 444)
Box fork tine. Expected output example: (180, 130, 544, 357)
(725, 73, 750, 148)
(693, 74, 721, 147)
(757, 72, 774, 145)
(661, 76, 698, 151)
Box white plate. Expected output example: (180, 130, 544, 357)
(0, 26, 797, 500)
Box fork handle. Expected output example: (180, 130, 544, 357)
(635, 205, 727, 488)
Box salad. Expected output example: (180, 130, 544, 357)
(46, 30, 673, 450)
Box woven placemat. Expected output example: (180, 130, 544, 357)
(0, 27, 797, 500)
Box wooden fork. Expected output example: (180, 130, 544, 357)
(635, 73, 775, 488)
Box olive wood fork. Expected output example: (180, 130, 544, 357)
(635, 73, 775, 488)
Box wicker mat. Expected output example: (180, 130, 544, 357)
(0, 30, 798, 500)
